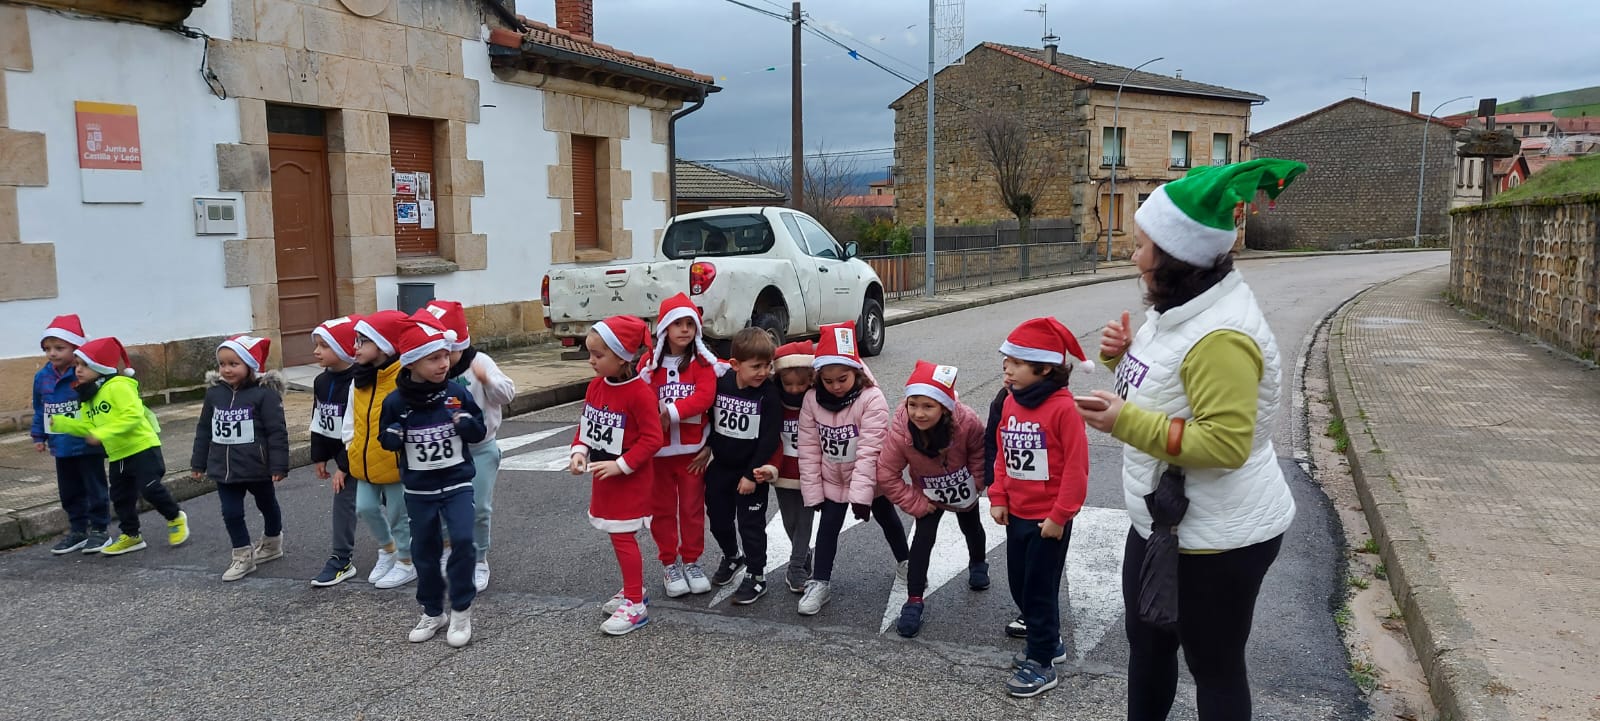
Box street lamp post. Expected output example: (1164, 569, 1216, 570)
(1414, 95, 1472, 247)
(1106, 57, 1162, 262)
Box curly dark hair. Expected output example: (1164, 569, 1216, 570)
(1027, 363, 1074, 386)
(1143, 243, 1235, 313)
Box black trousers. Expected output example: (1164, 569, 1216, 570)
(811, 495, 910, 582)
(705, 465, 770, 573)
(1006, 516, 1072, 665)
(56, 454, 110, 533)
(108, 447, 181, 537)
(1123, 529, 1284, 721)
(906, 506, 986, 597)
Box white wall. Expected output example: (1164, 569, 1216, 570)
(3, 4, 244, 358)
(620, 104, 670, 264)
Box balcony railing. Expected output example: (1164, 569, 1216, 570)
(1101, 154, 1126, 167)
(1210, 156, 1230, 166)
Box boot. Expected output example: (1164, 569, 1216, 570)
(223, 546, 257, 582)
(253, 535, 284, 564)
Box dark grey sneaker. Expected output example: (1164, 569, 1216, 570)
(311, 556, 359, 587)
(82, 529, 110, 554)
(51, 532, 88, 555)
(1006, 659, 1059, 698)
(711, 556, 745, 586)
(731, 574, 767, 605)
(784, 562, 809, 594)
(969, 560, 991, 590)
(1011, 638, 1069, 668)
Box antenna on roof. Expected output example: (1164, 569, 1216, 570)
(1343, 75, 1368, 99)
(1026, 4, 1058, 46)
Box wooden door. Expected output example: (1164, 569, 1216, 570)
(268, 133, 337, 366)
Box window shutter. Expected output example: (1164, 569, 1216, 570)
(572, 135, 600, 250)
(389, 117, 437, 256)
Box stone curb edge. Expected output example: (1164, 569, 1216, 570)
(1324, 271, 1510, 721)
(884, 269, 1141, 329)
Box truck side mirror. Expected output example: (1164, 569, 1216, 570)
(844, 241, 859, 259)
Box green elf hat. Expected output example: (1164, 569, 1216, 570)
(1134, 158, 1307, 268)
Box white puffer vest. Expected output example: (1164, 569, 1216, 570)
(1115, 271, 1296, 550)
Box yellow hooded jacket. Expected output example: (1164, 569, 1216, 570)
(342, 361, 401, 484)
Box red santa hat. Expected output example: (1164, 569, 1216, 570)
(999, 317, 1094, 372)
(218, 334, 271, 375)
(421, 300, 471, 352)
(812, 321, 863, 370)
(354, 309, 413, 358)
(652, 292, 719, 366)
(774, 340, 815, 373)
(312, 315, 361, 364)
(904, 360, 960, 411)
(593, 315, 650, 363)
(75, 337, 135, 377)
(394, 310, 458, 367)
(41, 314, 87, 348)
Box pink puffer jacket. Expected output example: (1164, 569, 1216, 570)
(876, 399, 988, 517)
(798, 385, 890, 507)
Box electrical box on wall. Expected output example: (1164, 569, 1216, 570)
(193, 197, 239, 235)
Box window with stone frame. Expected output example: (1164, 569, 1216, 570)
(1102, 127, 1126, 167)
(571, 135, 601, 250)
(1170, 131, 1191, 169)
(1211, 133, 1232, 165)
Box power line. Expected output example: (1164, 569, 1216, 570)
(717, 0, 790, 23)
(690, 147, 897, 164)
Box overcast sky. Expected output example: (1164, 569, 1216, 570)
(580, 0, 1599, 177)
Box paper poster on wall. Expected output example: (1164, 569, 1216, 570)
(393, 171, 418, 196)
(75, 101, 144, 203)
(419, 200, 436, 229)
(416, 172, 432, 201)
(396, 202, 420, 225)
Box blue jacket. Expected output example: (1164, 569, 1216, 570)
(378, 379, 487, 494)
(31, 363, 101, 458)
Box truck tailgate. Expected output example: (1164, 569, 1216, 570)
(545, 261, 691, 337)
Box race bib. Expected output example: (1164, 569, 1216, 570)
(712, 394, 760, 440)
(818, 423, 859, 464)
(659, 382, 703, 424)
(1114, 352, 1151, 400)
(921, 467, 978, 509)
(42, 400, 80, 435)
(999, 417, 1050, 481)
(782, 418, 799, 457)
(406, 423, 464, 471)
(580, 404, 625, 456)
(211, 407, 256, 445)
(309, 400, 345, 439)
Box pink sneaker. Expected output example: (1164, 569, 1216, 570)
(601, 598, 649, 636)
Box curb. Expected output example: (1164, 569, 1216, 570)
(884, 269, 1140, 328)
(1324, 272, 1510, 721)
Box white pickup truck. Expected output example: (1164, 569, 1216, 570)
(541, 206, 887, 357)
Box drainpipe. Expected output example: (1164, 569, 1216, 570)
(668, 93, 708, 219)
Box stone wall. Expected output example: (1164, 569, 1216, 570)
(1448, 194, 1600, 359)
(1249, 99, 1457, 250)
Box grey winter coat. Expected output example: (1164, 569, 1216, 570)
(191, 371, 290, 484)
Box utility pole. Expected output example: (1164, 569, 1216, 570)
(924, 0, 936, 297)
(791, 2, 804, 212)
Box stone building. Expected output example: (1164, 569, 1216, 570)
(0, 0, 713, 422)
(1247, 97, 1462, 249)
(890, 42, 1264, 257)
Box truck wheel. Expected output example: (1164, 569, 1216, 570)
(752, 309, 787, 347)
(858, 298, 885, 357)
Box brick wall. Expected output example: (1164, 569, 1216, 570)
(1248, 100, 1457, 249)
(1448, 195, 1600, 359)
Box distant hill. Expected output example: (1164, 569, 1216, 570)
(1496, 86, 1600, 117)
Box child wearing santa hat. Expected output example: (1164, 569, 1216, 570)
(377, 310, 487, 648)
(795, 321, 908, 617)
(768, 340, 818, 594)
(33, 313, 112, 556)
(876, 361, 992, 638)
(308, 315, 362, 587)
(423, 300, 516, 593)
(569, 315, 664, 636)
(639, 293, 720, 598)
(341, 310, 416, 590)
(190, 335, 291, 582)
(49, 337, 190, 556)
(990, 317, 1093, 698)
(33, 315, 112, 555)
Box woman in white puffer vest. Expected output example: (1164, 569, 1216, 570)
(1079, 158, 1307, 721)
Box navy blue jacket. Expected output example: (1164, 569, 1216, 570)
(309, 365, 357, 475)
(191, 372, 291, 484)
(378, 379, 487, 493)
(31, 363, 102, 458)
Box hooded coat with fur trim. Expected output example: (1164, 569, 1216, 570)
(190, 371, 290, 484)
(877, 398, 988, 516)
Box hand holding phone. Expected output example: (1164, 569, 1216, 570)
(1074, 395, 1110, 412)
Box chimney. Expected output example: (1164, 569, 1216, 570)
(555, 0, 593, 39)
(1411, 91, 1421, 114)
(1175, 68, 1183, 79)
(1044, 42, 1058, 66)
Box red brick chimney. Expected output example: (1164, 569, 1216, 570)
(556, 0, 593, 39)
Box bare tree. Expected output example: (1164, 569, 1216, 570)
(975, 113, 1058, 245)
(744, 143, 862, 235)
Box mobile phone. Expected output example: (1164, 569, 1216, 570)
(1074, 395, 1109, 412)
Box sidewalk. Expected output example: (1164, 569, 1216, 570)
(1327, 267, 1600, 721)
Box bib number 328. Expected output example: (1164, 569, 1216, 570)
(408, 436, 461, 471)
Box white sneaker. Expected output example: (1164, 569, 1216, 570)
(446, 608, 473, 647)
(367, 549, 397, 584)
(408, 613, 448, 642)
(375, 561, 417, 589)
(682, 562, 712, 594)
(601, 590, 628, 616)
(662, 562, 690, 598)
(473, 561, 490, 592)
(601, 599, 649, 636)
(798, 579, 831, 616)
(896, 559, 909, 585)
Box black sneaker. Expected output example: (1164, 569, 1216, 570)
(711, 556, 745, 586)
(82, 529, 110, 554)
(51, 532, 88, 555)
(731, 574, 767, 605)
(969, 561, 991, 590)
(784, 562, 809, 594)
(1005, 616, 1028, 638)
(896, 600, 925, 638)
(311, 556, 359, 587)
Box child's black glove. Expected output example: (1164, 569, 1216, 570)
(850, 502, 872, 521)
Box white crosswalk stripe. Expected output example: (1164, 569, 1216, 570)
(878, 498, 1007, 633)
(707, 499, 864, 607)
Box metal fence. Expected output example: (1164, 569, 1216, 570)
(910, 217, 1078, 252)
(862, 240, 1101, 301)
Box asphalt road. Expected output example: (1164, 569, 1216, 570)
(0, 252, 1449, 721)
